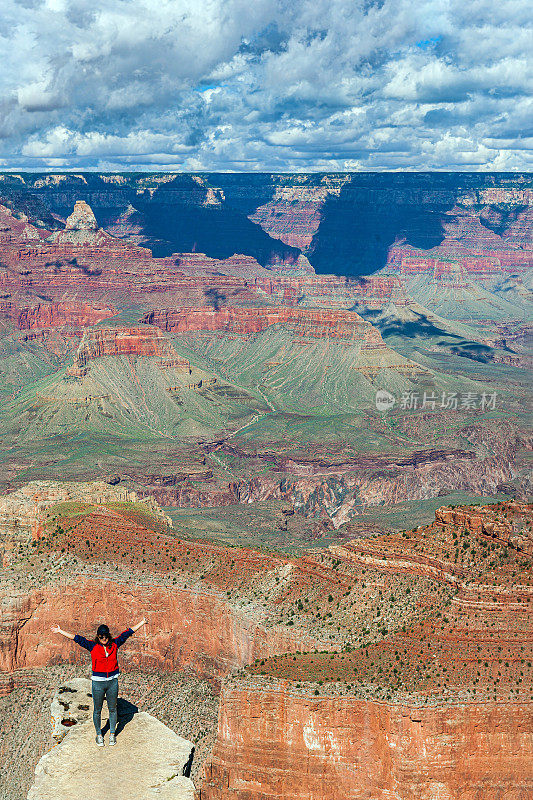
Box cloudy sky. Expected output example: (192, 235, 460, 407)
(1, 0, 531, 171)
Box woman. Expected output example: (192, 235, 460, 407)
(51, 617, 146, 747)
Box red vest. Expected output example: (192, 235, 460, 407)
(74, 628, 132, 677)
(90, 641, 119, 676)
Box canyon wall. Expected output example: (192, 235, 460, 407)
(248, 179, 348, 250)
(143, 306, 382, 341)
(201, 680, 533, 800)
(7, 187, 528, 334)
(0, 300, 117, 329)
(129, 452, 514, 527)
(0, 578, 324, 684)
(69, 327, 191, 373)
(435, 504, 533, 555)
(4, 172, 531, 275)
(147, 447, 511, 527)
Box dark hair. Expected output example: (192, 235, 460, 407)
(95, 624, 112, 643)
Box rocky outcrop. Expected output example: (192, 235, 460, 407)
(68, 327, 191, 375)
(201, 679, 533, 800)
(143, 306, 383, 342)
(248, 179, 349, 250)
(0, 203, 49, 242)
(0, 480, 169, 567)
(199, 500, 533, 799)
(28, 677, 195, 799)
(435, 502, 533, 555)
(2, 496, 530, 799)
(0, 300, 117, 329)
(47, 201, 103, 245)
(328, 500, 533, 612)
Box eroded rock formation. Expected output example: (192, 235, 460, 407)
(201, 679, 533, 800)
(1, 495, 531, 797)
(435, 502, 533, 555)
(0, 480, 168, 566)
(0, 300, 117, 329)
(248, 179, 349, 250)
(201, 500, 533, 799)
(68, 327, 191, 376)
(1, 578, 324, 681)
(143, 305, 383, 341)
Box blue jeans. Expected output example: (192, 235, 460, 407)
(91, 678, 118, 735)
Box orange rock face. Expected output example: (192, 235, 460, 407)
(434, 502, 533, 556)
(1, 579, 322, 683)
(2, 497, 531, 794)
(143, 306, 383, 342)
(199, 502, 533, 799)
(201, 681, 533, 800)
(0, 503, 334, 686)
(68, 326, 191, 373)
(0, 300, 117, 329)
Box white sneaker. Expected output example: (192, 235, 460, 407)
(95, 734, 104, 747)
(109, 734, 116, 746)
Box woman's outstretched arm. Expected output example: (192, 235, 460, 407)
(115, 619, 147, 648)
(50, 625, 75, 640)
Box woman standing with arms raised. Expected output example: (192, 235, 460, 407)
(51, 617, 146, 746)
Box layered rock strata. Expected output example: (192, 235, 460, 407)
(248, 179, 349, 249)
(201, 680, 533, 800)
(68, 327, 191, 376)
(201, 501, 533, 799)
(143, 306, 383, 341)
(151, 443, 513, 527)
(0, 577, 325, 682)
(0, 300, 117, 329)
(435, 503, 533, 555)
(1, 497, 531, 797)
(0, 480, 169, 565)
(0, 199, 413, 328)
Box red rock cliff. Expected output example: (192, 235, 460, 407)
(0, 300, 117, 329)
(69, 326, 190, 373)
(201, 680, 533, 800)
(0, 578, 322, 683)
(143, 306, 383, 342)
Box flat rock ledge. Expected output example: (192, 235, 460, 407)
(27, 680, 195, 799)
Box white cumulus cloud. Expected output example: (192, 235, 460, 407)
(0, 0, 531, 170)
